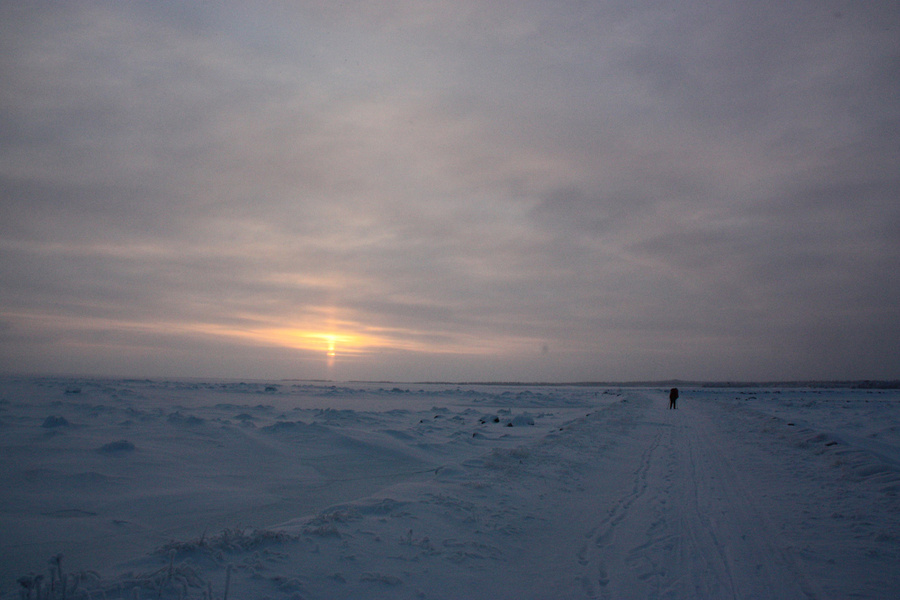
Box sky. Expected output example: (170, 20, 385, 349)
(1, 1, 899, 383)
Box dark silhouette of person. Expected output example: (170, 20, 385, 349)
(669, 387, 679, 409)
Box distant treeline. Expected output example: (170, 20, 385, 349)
(697, 380, 900, 389)
(405, 380, 900, 389)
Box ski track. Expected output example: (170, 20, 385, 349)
(576, 396, 820, 600)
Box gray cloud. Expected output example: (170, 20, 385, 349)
(1, 1, 898, 380)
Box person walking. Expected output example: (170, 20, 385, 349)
(669, 387, 679, 409)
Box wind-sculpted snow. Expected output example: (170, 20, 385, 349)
(1, 378, 899, 599)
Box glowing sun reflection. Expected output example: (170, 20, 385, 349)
(260, 329, 370, 370)
(325, 335, 337, 369)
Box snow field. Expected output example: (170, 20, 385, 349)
(1, 378, 899, 599)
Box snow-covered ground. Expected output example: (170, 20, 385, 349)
(1, 377, 898, 599)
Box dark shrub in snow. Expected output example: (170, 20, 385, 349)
(98, 440, 136, 453)
(42, 415, 69, 428)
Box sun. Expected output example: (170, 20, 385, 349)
(325, 335, 338, 369)
(257, 329, 361, 354)
(195, 321, 385, 373)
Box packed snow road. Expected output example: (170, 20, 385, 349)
(573, 394, 816, 599)
(559, 391, 900, 600)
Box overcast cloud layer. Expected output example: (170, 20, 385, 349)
(1, 1, 898, 382)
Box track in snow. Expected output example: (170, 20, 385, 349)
(575, 395, 821, 600)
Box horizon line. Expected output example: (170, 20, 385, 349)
(2, 373, 898, 389)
